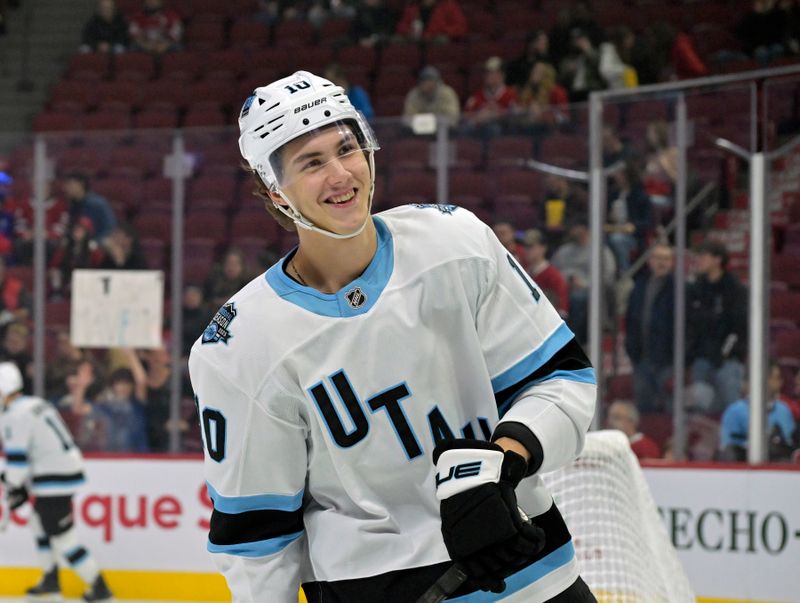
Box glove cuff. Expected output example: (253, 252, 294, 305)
(435, 446, 505, 501)
(500, 450, 528, 488)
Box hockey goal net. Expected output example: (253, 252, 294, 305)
(541, 430, 695, 603)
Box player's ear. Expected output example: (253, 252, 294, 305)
(267, 190, 288, 209)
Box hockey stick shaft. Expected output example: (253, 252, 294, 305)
(414, 563, 468, 603)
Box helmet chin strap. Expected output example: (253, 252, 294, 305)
(271, 151, 377, 241)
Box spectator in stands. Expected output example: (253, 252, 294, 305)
(128, 0, 182, 55)
(686, 239, 748, 412)
(605, 161, 651, 274)
(204, 248, 252, 309)
(464, 56, 518, 132)
(0, 171, 16, 260)
(606, 400, 662, 459)
(1, 321, 32, 393)
(80, 0, 129, 54)
(352, 0, 397, 47)
(602, 125, 632, 167)
(402, 65, 461, 125)
(625, 242, 675, 413)
(736, 0, 786, 64)
(182, 284, 209, 357)
(0, 256, 31, 331)
(324, 64, 375, 120)
(551, 218, 616, 344)
(719, 361, 796, 461)
(784, 368, 800, 422)
(62, 171, 116, 241)
(94, 355, 149, 452)
(777, 0, 800, 55)
(492, 218, 524, 263)
(141, 346, 171, 452)
(523, 228, 569, 318)
(99, 223, 147, 270)
(45, 329, 85, 401)
(395, 0, 467, 43)
(515, 61, 569, 133)
(10, 183, 70, 264)
(48, 216, 104, 297)
(57, 359, 108, 452)
(539, 174, 586, 246)
(559, 28, 606, 103)
(652, 22, 708, 80)
(643, 120, 677, 209)
(600, 26, 638, 90)
(506, 30, 552, 89)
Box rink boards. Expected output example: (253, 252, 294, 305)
(0, 456, 798, 602)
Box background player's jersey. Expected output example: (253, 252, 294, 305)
(189, 205, 596, 602)
(0, 396, 85, 497)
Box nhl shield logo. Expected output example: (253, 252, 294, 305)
(202, 302, 237, 345)
(345, 287, 367, 309)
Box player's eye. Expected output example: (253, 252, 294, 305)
(302, 159, 322, 171)
(339, 143, 356, 155)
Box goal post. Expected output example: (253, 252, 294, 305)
(541, 430, 695, 602)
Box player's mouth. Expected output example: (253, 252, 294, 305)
(324, 188, 358, 207)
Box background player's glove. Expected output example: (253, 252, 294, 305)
(432, 439, 545, 593)
(6, 485, 28, 511)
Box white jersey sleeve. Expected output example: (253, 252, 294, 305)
(0, 396, 85, 496)
(189, 352, 309, 603)
(472, 218, 597, 474)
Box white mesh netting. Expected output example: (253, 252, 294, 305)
(540, 430, 695, 603)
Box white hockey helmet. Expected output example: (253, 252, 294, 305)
(238, 70, 378, 192)
(0, 361, 23, 399)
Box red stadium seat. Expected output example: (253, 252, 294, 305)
(160, 52, 204, 81)
(487, 136, 533, 168)
(380, 44, 423, 71)
(273, 20, 316, 47)
(389, 169, 436, 205)
(113, 52, 156, 80)
(494, 169, 543, 200)
(229, 19, 270, 49)
(202, 49, 246, 79)
(425, 42, 470, 70)
(229, 209, 283, 244)
(373, 69, 416, 98)
(318, 18, 352, 44)
(184, 20, 226, 50)
(183, 237, 219, 263)
(82, 109, 131, 131)
(373, 95, 406, 117)
(140, 238, 167, 270)
(67, 53, 111, 80)
(33, 111, 81, 132)
(539, 135, 588, 164)
(50, 80, 97, 111)
(337, 45, 377, 72)
(773, 254, 800, 288)
(183, 107, 227, 127)
(448, 169, 491, 201)
(134, 213, 174, 240)
(135, 108, 179, 129)
(390, 138, 433, 170)
(46, 301, 71, 328)
(773, 329, 800, 359)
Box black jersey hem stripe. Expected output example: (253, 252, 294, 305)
(66, 546, 88, 565)
(303, 503, 573, 602)
(495, 338, 592, 414)
(6, 452, 27, 463)
(208, 507, 304, 546)
(32, 472, 85, 484)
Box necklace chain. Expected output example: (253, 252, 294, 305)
(290, 258, 307, 286)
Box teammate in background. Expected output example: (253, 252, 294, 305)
(0, 362, 113, 602)
(190, 71, 597, 602)
(605, 400, 662, 460)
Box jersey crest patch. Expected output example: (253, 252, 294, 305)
(202, 302, 237, 345)
(345, 287, 367, 309)
(412, 203, 458, 215)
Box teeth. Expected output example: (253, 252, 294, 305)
(329, 190, 355, 204)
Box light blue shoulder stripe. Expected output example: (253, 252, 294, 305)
(207, 530, 303, 557)
(491, 322, 575, 393)
(531, 367, 597, 386)
(448, 541, 575, 602)
(206, 482, 303, 514)
(6, 459, 29, 466)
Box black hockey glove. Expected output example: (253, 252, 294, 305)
(7, 485, 29, 510)
(432, 439, 545, 594)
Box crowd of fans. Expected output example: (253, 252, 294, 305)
(0, 0, 799, 459)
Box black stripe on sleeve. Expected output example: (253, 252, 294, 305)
(31, 472, 85, 484)
(6, 452, 27, 463)
(494, 337, 592, 413)
(66, 547, 88, 565)
(208, 507, 304, 546)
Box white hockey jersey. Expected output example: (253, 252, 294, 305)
(0, 396, 85, 497)
(189, 205, 597, 602)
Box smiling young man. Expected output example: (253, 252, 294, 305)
(189, 71, 597, 603)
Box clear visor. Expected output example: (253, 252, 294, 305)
(268, 120, 375, 192)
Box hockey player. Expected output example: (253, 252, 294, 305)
(189, 71, 597, 602)
(0, 362, 113, 602)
